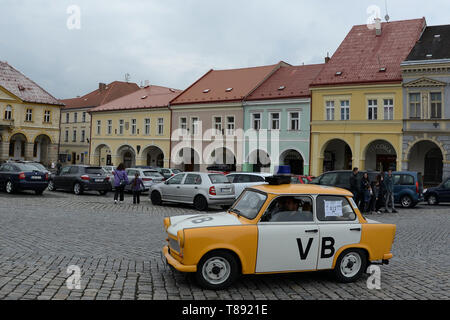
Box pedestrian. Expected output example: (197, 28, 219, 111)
(383, 169, 397, 213)
(113, 163, 128, 204)
(349, 167, 360, 208)
(375, 173, 385, 213)
(131, 172, 145, 205)
(360, 172, 372, 214)
(56, 160, 62, 175)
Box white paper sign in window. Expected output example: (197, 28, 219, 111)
(324, 200, 343, 217)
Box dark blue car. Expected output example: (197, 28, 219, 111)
(424, 178, 450, 205)
(392, 171, 424, 208)
(0, 162, 49, 195)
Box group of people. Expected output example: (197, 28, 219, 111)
(350, 168, 397, 215)
(112, 163, 145, 205)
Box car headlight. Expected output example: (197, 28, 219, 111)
(163, 217, 171, 231)
(177, 229, 185, 248)
(423, 188, 427, 194)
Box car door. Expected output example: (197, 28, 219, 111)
(0, 164, 11, 188)
(256, 196, 319, 273)
(55, 166, 71, 189)
(181, 173, 203, 203)
(440, 179, 450, 202)
(315, 195, 361, 270)
(161, 173, 185, 201)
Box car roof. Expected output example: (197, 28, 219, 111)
(250, 183, 353, 196)
(226, 172, 272, 176)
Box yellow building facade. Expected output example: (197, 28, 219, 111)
(310, 84, 404, 176)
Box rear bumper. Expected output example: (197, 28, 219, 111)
(18, 181, 49, 190)
(207, 196, 235, 205)
(162, 246, 196, 272)
(82, 182, 111, 191)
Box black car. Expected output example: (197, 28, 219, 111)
(424, 178, 450, 205)
(310, 170, 379, 192)
(48, 165, 111, 195)
(0, 162, 49, 195)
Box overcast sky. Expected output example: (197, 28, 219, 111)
(1, 0, 449, 99)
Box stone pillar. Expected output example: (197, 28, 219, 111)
(48, 143, 58, 165)
(25, 143, 35, 161)
(0, 141, 10, 162)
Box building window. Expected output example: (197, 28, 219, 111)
(384, 99, 394, 120)
(191, 117, 199, 135)
(66, 113, 70, 123)
(367, 99, 377, 120)
(81, 129, 85, 142)
(144, 118, 150, 135)
(226, 116, 235, 135)
(44, 110, 51, 123)
(131, 119, 137, 135)
(269, 113, 280, 130)
(340, 100, 350, 120)
(74, 112, 78, 123)
(82, 112, 86, 122)
(64, 130, 69, 142)
(157, 118, 164, 135)
(325, 101, 335, 120)
(107, 120, 112, 135)
(289, 112, 300, 131)
(4, 105, 12, 120)
(214, 116, 222, 135)
(119, 120, 124, 135)
(252, 113, 261, 130)
(96, 120, 101, 135)
(430, 92, 442, 119)
(409, 93, 421, 119)
(25, 109, 33, 122)
(73, 129, 77, 142)
(180, 117, 187, 133)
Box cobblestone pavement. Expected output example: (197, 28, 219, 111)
(0, 189, 448, 300)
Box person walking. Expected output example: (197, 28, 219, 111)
(349, 167, 360, 208)
(360, 172, 372, 214)
(113, 163, 128, 204)
(383, 169, 397, 213)
(130, 172, 145, 205)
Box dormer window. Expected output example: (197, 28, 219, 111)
(335, 71, 343, 76)
(278, 86, 286, 91)
(379, 67, 387, 72)
(141, 95, 148, 99)
(426, 54, 433, 58)
(226, 88, 233, 92)
(203, 89, 210, 93)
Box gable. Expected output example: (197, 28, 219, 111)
(404, 77, 447, 88)
(0, 86, 20, 102)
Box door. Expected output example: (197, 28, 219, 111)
(161, 173, 185, 201)
(54, 166, 71, 189)
(440, 179, 450, 202)
(315, 195, 361, 270)
(182, 173, 203, 203)
(256, 196, 319, 273)
(0, 164, 12, 188)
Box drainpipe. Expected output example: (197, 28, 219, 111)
(168, 103, 172, 168)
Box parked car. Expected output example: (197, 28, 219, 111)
(123, 168, 165, 192)
(102, 165, 116, 189)
(226, 172, 272, 199)
(159, 168, 183, 180)
(424, 177, 450, 205)
(47, 165, 111, 195)
(150, 172, 235, 211)
(0, 162, 49, 194)
(162, 175, 396, 290)
(311, 170, 423, 208)
(9, 160, 51, 175)
(291, 175, 315, 184)
(206, 164, 234, 175)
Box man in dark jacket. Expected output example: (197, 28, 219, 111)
(349, 168, 360, 207)
(383, 169, 397, 213)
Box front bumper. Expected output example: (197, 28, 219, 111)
(162, 246, 197, 273)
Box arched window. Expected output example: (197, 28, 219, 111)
(4, 105, 12, 120)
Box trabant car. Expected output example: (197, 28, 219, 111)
(162, 176, 396, 290)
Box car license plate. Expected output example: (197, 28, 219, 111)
(221, 188, 231, 192)
(95, 179, 103, 182)
(31, 176, 41, 180)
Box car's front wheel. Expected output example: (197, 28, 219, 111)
(194, 195, 208, 211)
(73, 183, 83, 195)
(195, 251, 239, 290)
(151, 191, 162, 205)
(334, 249, 367, 283)
(5, 181, 15, 194)
(427, 194, 439, 205)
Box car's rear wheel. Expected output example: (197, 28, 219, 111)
(47, 180, 56, 191)
(195, 251, 239, 290)
(73, 183, 83, 195)
(427, 194, 439, 205)
(334, 249, 367, 283)
(5, 181, 14, 194)
(194, 195, 208, 211)
(151, 191, 162, 205)
(400, 195, 413, 208)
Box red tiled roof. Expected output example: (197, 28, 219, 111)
(0, 61, 64, 106)
(89, 85, 181, 113)
(311, 18, 426, 87)
(170, 63, 286, 105)
(60, 81, 140, 109)
(246, 64, 324, 101)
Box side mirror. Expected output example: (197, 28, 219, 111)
(164, 180, 169, 185)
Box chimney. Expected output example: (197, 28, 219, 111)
(324, 52, 330, 63)
(375, 18, 382, 36)
(99, 83, 106, 91)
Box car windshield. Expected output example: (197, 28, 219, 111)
(143, 171, 163, 177)
(172, 169, 181, 174)
(14, 164, 40, 171)
(86, 167, 104, 175)
(229, 190, 267, 220)
(27, 163, 47, 171)
(209, 174, 230, 184)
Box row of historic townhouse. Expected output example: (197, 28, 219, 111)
(1, 18, 448, 184)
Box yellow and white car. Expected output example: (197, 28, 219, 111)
(162, 176, 396, 290)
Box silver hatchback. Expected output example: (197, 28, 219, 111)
(149, 172, 235, 211)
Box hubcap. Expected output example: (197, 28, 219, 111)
(6, 182, 12, 193)
(428, 196, 436, 205)
(402, 197, 411, 207)
(48, 181, 54, 190)
(74, 184, 80, 194)
(202, 257, 231, 285)
(340, 252, 362, 278)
